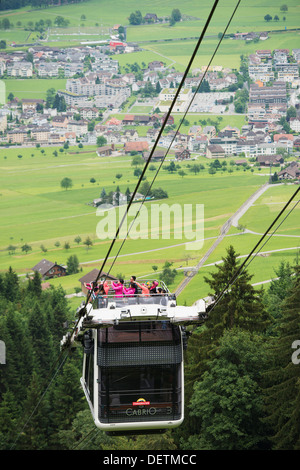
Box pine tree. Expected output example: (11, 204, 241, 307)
(183, 246, 270, 440)
(0, 390, 20, 449)
(0, 307, 33, 401)
(50, 357, 85, 435)
(262, 265, 300, 449)
(46, 285, 69, 345)
(183, 329, 271, 450)
(264, 261, 293, 326)
(27, 301, 55, 377)
(26, 271, 42, 297)
(186, 245, 270, 383)
(18, 371, 51, 450)
(3, 266, 19, 302)
(57, 409, 112, 450)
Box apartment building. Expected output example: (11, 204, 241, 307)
(0, 113, 7, 133)
(6, 61, 33, 77)
(249, 82, 287, 106)
(248, 61, 274, 82)
(30, 127, 50, 142)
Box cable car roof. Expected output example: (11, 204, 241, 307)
(82, 297, 206, 327)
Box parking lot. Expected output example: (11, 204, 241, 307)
(189, 92, 235, 113)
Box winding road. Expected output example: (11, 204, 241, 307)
(175, 182, 272, 296)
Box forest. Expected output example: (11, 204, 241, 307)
(0, 245, 299, 450)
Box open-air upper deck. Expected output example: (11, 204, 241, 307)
(61, 279, 207, 351)
(79, 279, 207, 328)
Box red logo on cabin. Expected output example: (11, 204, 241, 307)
(132, 398, 150, 406)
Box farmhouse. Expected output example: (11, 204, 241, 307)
(96, 145, 114, 156)
(122, 114, 152, 126)
(278, 161, 300, 180)
(32, 259, 66, 279)
(124, 141, 149, 153)
(143, 149, 165, 162)
(256, 155, 284, 166)
(79, 269, 117, 294)
(144, 13, 158, 23)
(175, 149, 191, 160)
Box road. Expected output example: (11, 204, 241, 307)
(174, 182, 270, 296)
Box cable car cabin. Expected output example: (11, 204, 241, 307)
(61, 279, 207, 435)
(82, 321, 185, 434)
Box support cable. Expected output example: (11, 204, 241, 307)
(77, 0, 222, 311)
(207, 186, 300, 314)
(103, 0, 242, 281)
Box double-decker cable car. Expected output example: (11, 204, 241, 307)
(61, 279, 207, 435)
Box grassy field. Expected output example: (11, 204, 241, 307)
(0, 0, 299, 55)
(0, 145, 265, 261)
(1, 142, 299, 306)
(1, 0, 299, 31)
(2, 78, 67, 100)
(141, 31, 300, 71)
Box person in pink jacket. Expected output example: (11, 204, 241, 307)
(111, 279, 125, 298)
(124, 286, 135, 297)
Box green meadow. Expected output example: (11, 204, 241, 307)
(1, 0, 299, 31)
(0, 0, 299, 57)
(1, 143, 299, 305)
(141, 31, 300, 71)
(3, 78, 67, 100)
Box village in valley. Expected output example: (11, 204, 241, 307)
(0, 5, 300, 296)
(0, 19, 300, 188)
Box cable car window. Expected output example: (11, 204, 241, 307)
(98, 364, 181, 424)
(84, 353, 94, 403)
(108, 365, 177, 393)
(98, 323, 180, 344)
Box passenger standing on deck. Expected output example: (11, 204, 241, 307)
(124, 285, 135, 297)
(84, 281, 100, 303)
(149, 280, 159, 295)
(129, 276, 139, 295)
(98, 279, 109, 297)
(139, 283, 150, 297)
(111, 279, 125, 298)
(96, 279, 109, 308)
